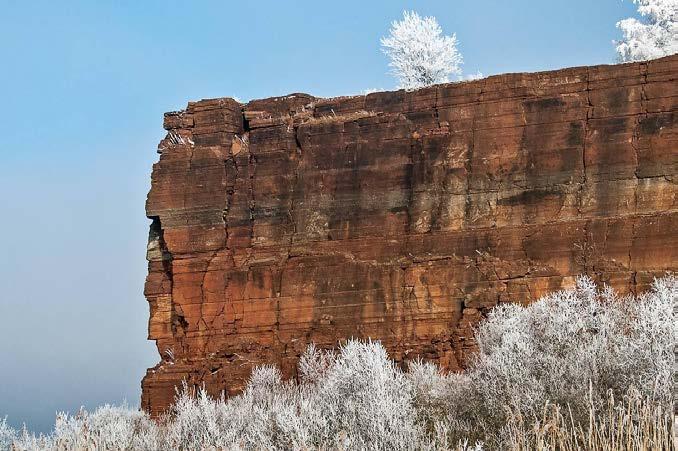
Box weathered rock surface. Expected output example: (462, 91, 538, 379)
(142, 56, 678, 416)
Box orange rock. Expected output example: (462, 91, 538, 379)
(141, 56, 678, 416)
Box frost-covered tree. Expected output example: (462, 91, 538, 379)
(615, 0, 678, 61)
(0, 418, 17, 450)
(381, 11, 463, 89)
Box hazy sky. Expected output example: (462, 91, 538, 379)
(0, 0, 639, 432)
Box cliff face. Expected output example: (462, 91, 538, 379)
(142, 56, 678, 416)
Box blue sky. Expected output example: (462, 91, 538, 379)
(0, 0, 639, 432)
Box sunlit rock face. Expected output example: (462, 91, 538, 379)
(141, 55, 678, 416)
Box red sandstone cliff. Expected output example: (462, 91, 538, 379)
(142, 56, 678, 416)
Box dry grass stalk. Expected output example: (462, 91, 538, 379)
(504, 389, 675, 451)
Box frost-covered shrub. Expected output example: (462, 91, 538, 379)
(164, 365, 325, 450)
(381, 11, 463, 89)
(443, 275, 677, 445)
(157, 274, 675, 450)
(3, 276, 675, 450)
(0, 418, 17, 450)
(164, 342, 426, 450)
(7, 405, 159, 451)
(615, 0, 678, 61)
(305, 339, 423, 450)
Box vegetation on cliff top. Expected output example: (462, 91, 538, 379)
(380, 1, 677, 91)
(381, 11, 464, 89)
(616, 0, 678, 62)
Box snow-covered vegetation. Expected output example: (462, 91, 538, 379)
(616, 0, 678, 61)
(2, 276, 675, 450)
(381, 11, 464, 89)
(461, 71, 484, 81)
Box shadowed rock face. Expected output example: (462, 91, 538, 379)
(141, 55, 678, 416)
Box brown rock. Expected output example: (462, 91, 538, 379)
(141, 56, 678, 416)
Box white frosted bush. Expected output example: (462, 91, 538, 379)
(6, 406, 159, 451)
(298, 342, 336, 384)
(616, 0, 678, 61)
(307, 339, 423, 450)
(136, 274, 678, 448)
(381, 11, 463, 89)
(0, 418, 17, 451)
(448, 275, 677, 445)
(3, 276, 675, 450)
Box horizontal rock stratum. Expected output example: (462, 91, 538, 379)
(142, 56, 678, 416)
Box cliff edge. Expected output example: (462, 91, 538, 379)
(142, 55, 678, 415)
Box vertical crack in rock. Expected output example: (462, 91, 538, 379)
(290, 124, 303, 249)
(463, 109, 476, 226)
(576, 68, 593, 278)
(404, 131, 415, 237)
(640, 61, 649, 116)
(579, 66, 592, 217)
(434, 87, 441, 129)
(247, 154, 257, 244)
(277, 122, 305, 296)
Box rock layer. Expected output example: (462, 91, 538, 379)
(142, 56, 678, 416)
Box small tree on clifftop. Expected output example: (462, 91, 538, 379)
(381, 11, 463, 90)
(615, 0, 678, 61)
